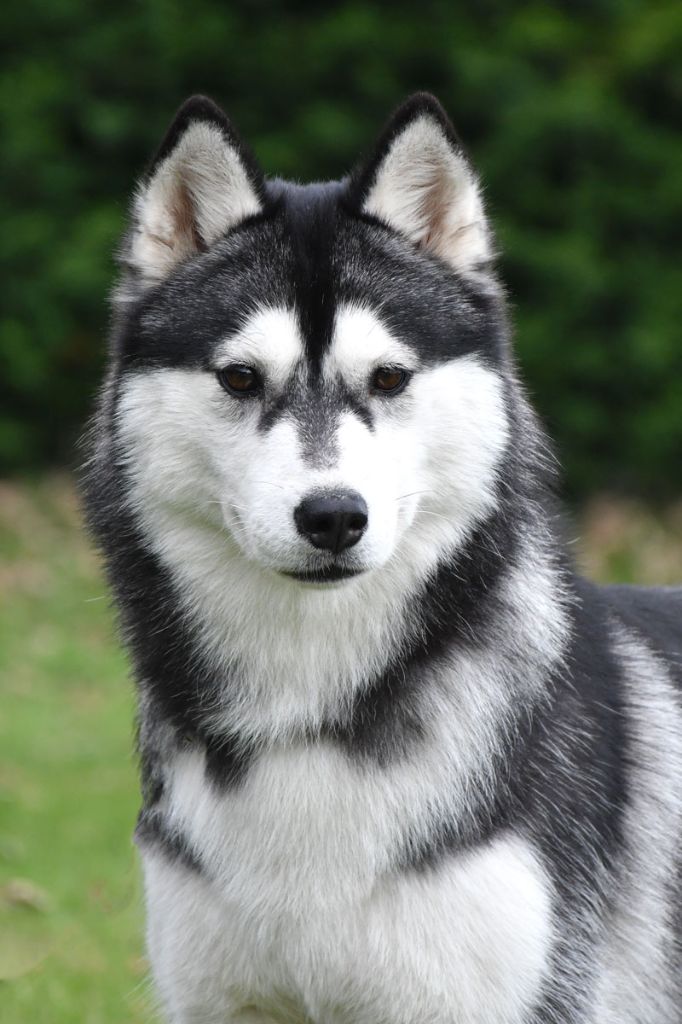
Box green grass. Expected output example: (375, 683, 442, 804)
(0, 477, 150, 1022)
(1, 476, 681, 1022)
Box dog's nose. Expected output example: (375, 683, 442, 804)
(294, 491, 368, 554)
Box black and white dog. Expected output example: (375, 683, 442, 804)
(83, 94, 682, 1023)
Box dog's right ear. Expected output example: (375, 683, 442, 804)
(127, 96, 265, 288)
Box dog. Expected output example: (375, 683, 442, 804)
(83, 93, 682, 1023)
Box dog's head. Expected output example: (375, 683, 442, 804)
(112, 95, 511, 589)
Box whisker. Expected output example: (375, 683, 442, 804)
(395, 490, 433, 502)
(415, 509, 452, 525)
(252, 479, 288, 491)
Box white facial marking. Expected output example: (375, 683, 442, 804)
(117, 300, 509, 578)
(115, 300, 514, 737)
(324, 304, 418, 384)
(212, 306, 302, 386)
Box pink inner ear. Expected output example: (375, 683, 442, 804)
(169, 180, 206, 254)
(419, 166, 452, 253)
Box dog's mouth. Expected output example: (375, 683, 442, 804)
(280, 565, 364, 585)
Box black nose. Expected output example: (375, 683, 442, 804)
(294, 491, 369, 554)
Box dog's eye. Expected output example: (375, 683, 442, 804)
(217, 364, 262, 396)
(371, 367, 409, 395)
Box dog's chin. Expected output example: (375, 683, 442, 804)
(279, 565, 366, 586)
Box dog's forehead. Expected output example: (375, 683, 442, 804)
(221, 183, 420, 374)
(271, 179, 358, 368)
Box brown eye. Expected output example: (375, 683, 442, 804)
(217, 364, 262, 396)
(372, 367, 409, 395)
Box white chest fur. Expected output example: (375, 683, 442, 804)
(143, 745, 554, 1024)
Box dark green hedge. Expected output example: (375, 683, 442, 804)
(2, 0, 681, 496)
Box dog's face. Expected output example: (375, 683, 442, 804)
(114, 95, 511, 588)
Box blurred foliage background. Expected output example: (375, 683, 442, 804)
(2, 0, 681, 496)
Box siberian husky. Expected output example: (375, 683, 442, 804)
(83, 93, 682, 1023)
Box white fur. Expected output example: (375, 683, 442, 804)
(144, 751, 554, 1024)
(212, 307, 303, 386)
(363, 116, 490, 273)
(130, 121, 262, 286)
(324, 304, 419, 382)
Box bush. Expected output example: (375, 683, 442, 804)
(2, 0, 680, 496)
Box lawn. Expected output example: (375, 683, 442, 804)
(1, 475, 681, 1022)
(0, 477, 149, 1022)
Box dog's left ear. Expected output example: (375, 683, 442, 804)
(350, 94, 491, 274)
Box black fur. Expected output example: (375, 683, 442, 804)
(135, 806, 205, 875)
